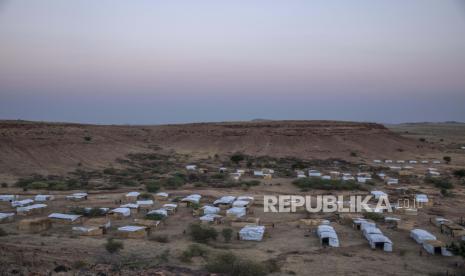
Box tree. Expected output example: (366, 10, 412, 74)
(222, 228, 233, 243)
(105, 238, 123, 254)
(188, 223, 218, 243)
(443, 156, 451, 164)
(230, 153, 245, 165)
(453, 169, 465, 178)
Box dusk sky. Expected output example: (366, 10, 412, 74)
(1, 0, 465, 124)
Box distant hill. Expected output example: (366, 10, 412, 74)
(0, 120, 433, 178)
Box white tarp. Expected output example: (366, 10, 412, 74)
(48, 213, 81, 221)
(410, 229, 436, 244)
(66, 193, 87, 200)
(163, 203, 178, 210)
(126, 191, 140, 197)
(148, 209, 168, 217)
(120, 203, 139, 209)
(370, 191, 387, 199)
(232, 200, 250, 207)
(0, 212, 14, 220)
(118, 225, 145, 232)
(181, 194, 201, 204)
(110, 207, 131, 217)
(363, 227, 382, 239)
(34, 195, 54, 201)
(200, 214, 222, 222)
(17, 203, 47, 213)
(202, 206, 220, 215)
(317, 225, 339, 247)
(136, 200, 154, 206)
(366, 233, 393, 252)
(239, 225, 265, 241)
(72, 226, 98, 233)
(11, 199, 34, 207)
(156, 192, 169, 198)
(227, 207, 246, 218)
(213, 196, 236, 205)
(415, 194, 428, 203)
(0, 195, 16, 202)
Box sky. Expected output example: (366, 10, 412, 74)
(1, 0, 465, 125)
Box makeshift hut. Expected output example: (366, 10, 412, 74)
(202, 205, 220, 215)
(199, 214, 223, 224)
(125, 192, 140, 202)
(11, 199, 34, 208)
(0, 212, 14, 223)
(180, 194, 201, 207)
(239, 225, 265, 241)
(0, 195, 16, 202)
(422, 240, 453, 256)
(366, 233, 393, 252)
(120, 203, 140, 214)
(85, 217, 111, 234)
(72, 226, 103, 236)
(410, 229, 436, 244)
(117, 225, 147, 238)
(154, 192, 169, 201)
(136, 200, 154, 209)
(66, 193, 88, 201)
(441, 222, 465, 238)
(213, 196, 236, 209)
(162, 203, 178, 215)
(16, 203, 47, 216)
(109, 207, 131, 219)
(133, 218, 162, 230)
(226, 207, 246, 219)
(48, 213, 82, 224)
(34, 195, 54, 202)
(317, 225, 340, 247)
(18, 217, 52, 233)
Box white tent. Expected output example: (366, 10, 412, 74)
(316, 225, 340, 247)
(136, 200, 154, 207)
(126, 191, 140, 198)
(163, 203, 178, 210)
(0, 212, 14, 222)
(110, 207, 131, 217)
(66, 192, 88, 200)
(370, 191, 387, 199)
(186, 165, 197, 170)
(366, 233, 393, 252)
(410, 229, 436, 244)
(202, 205, 220, 215)
(308, 170, 322, 177)
(48, 213, 81, 222)
(155, 192, 169, 198)
(199, 214, 222, 222)
(118, 225, 146, 232)
(181, 194, 202, 204)
(237, 196, 254, 201)
(34, 195, 54, 201)
(227, 207, 246, 218)
(213, 196, 236, 206)
(232, 200, 250, 208)
(415, 194, 429, 203)
(0, 195, 16, 202)
(72, 226, 99, 234)
(148, 209, 168, 217)
(121, 203, 139, 209)
(362, 226, 382, 239)
(17, 203, 47, 214)
(239, 225, 265, 241)
(11, 199, 34, 207)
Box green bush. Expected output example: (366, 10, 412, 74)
(292, 178, 361, 190)
(104, 238, 123, 254)
(205, 252, 267, 276)
(426, 177, 453, 190)
(231, 153, 245, 164)
(70, 207, 106, 217)
(180, 243, 209, 262)
(364, 212, 384, 222)
(162, 176, 186, 189)
(138, 192, 153, 200)
(453, 169, 465, 179)
(145, 180, 161, 192)
(222, 228, 233, 243)
(146, 213, 165, 221)
(443, 156, 451, 164)
(188, 223, 218, 243)
(29, 181, 49, 189)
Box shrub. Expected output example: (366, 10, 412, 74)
(0, 228, 7, 236)
(70, 207, 106, 217)
(419, 138, 426, 142)
(443, 156, 451, 164)
(104, 238, 123, 254)
(145, 213, 165, 221)
(447, 240, 465, 259)
(180, 243, 209, 262)
(29, 181, 49, 189)
(145, 180, 161, 193)
(350, 152, 357, 157)
(222, 228, 233, 243)
(83, 136, 92, 142)
(162, 176, 185, 189)
(453, 169, 465, 179)
(364, 212, 384, 222)
(292, 178, 361, 191)
(230, 153, 245, 164)
(205, 252, 267, 276)
(426, 177, 453, 190)
(138, 192, 153, 200)
(188, 223, 218, 243)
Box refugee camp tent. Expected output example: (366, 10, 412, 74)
(316, 225, 340, 247)
(362, 226, 382, 239)
(202, 205, 220, 215)
(136, 200, 154, 208)
(422, 240, 453, 256)
(109, 207, 131, 219)
(180, 194, 202, 206)
(373, 160, 382, 164)
(85, 217, 111, 233)
(186, 165, 197, 171)
(48, 213, 82, 224)
(16, 204, 47, 215)
(410, 229, 436, 244)
(199, 214, 223, 224)
(0, 195, 16, 202)
(72, 226, 103, 236)
(431, 217, 450, 227)
(155, 192, 169, 201)
(308, 170, 322, 177)
(386, 178, 399, 185)
(213, 196, 236, 207)
(162, 203, 178, 214)
(66, 193, 88, 201)
(34, 195, 54, 202)
(232, 200, 250, 208)
(125, 192, 140, 201)
(226, 207, 247, 218)
(370, 191, 387, 200)
(0, 212, 14, 223)
(117, 225, 147, 238)
(239, 225, 265, 241)
(366, 233, 393, 252)
(415, 194, 429, 204)
(441, 222, 465, 238)
(11, 199, 34, 207)
(147, 208, 168, 217)
(352, 218, 376, 231)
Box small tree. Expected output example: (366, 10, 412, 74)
(222, 228, 233, 243)
(105, 238, 123, 254)
(83, 136, 92, 142)
(230, 153, 245, 165)
(443, 156, 451, 164)
(453, 169, 465, 179)
(188, 223, 218, 243)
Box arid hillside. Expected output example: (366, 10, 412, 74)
(0, 120, 433, 179)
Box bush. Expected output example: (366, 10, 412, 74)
(448, 241, 465, 258)
(145, 180, 161, 192)
(0, 228, 7, 236)
(364, 212, 384, 222)
(350, 152, 357, 157)
(188, 223, 218, 243)
(104, 238, 123, 254)
(426, 177, 453, 190)
(453, 169, 465, 179)
(205, 252, 267, 276)
(145, 213, 165, 221)
(222, 228, 233, 243)
(419, 138, 426, 142)
(443, 156, 451, 164)
(180, 244, 209, 262)
(83, 136, 92, 142)
(230, 153, 245, 164)
(138, 192, 153, 200)
(70, 207, 106, 217)
(292, 178, 361, 191)
(162, 176, 185, 189)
